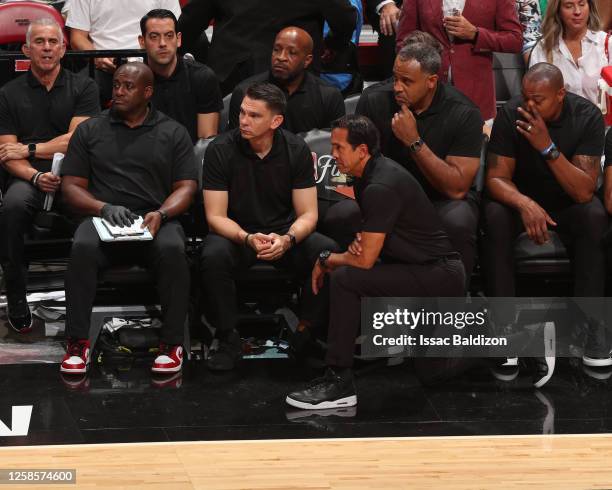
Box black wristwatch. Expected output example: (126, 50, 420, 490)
(319, 250, 332, 269)
(286, 232, 297, 248)
(27, 143, 36, 161)
(541, 142, 560, 161)
(156, 209, 169, 223)
(408, 137, 424, 153)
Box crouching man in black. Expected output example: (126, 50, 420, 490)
(286, 115, 465, 410)
(59, 62, 198, 376)
(200, 82, 338, 371)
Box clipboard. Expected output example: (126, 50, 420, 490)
(92, 217, 154, 242)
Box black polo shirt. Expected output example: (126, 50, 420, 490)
(203, 128, 315, 234)
(604, 128, 612, 169)
(355, 81, 483, 201)
(62, 107, 197, 214)
(489, 93, 605, 212)
(152, 59, 223, 143)
(0, 68, 99, 172)
(227, 71, 345, 134)
(355, 153, 456, 264)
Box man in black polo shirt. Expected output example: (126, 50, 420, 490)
(0, 18, 99, 333)
(286, 115, 465, 410)
(201, 81, 338, 371)
(59, 62, 198, 376)
(139, 9, 223, 142)
(355, 38, 483, 284)
(483, 63, 610, 367)
(228, 27, 345, 134)
(178, 0, 357, 94)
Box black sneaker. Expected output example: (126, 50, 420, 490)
(582, 319, 612, 367)
(7, 297, 32, 334)
(207, 330, 242, 371)
(285, 367, 357, 410)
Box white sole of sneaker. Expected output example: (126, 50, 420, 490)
(285, 395, 357, 410)
(534, 322, 556, 388)
(583, 365, 612, 380)
(151, 365, 182, 374)
(60, 365, 88, 374)
(490, 368, 519, 382)
(582, 355, 612, 367)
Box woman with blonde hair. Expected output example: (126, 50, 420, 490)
(530, 0, 609, 105)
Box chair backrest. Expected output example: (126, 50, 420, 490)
(493, 52, 525, 107)
(190, 137, 215, 237)
(219, 93, 232, 133)
(474, 134, 489, 194)
(303, 129, 350, 203)
(344, 94, 360, 115)
(0, 1, 66, 45)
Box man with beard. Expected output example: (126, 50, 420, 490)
(228, 27, 345, 134)
(59, 62, 198, 376)
(139, 9, 222, 142)
(177, 0, 357, 94)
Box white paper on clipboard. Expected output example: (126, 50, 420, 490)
(43, 152, 64, 211)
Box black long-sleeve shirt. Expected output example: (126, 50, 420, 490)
(178, 0, 357, 85)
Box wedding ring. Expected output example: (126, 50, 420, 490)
(527, 125, 533, 132)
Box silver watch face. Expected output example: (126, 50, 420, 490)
(410, 139, 423, 152)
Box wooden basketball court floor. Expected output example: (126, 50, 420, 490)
(1, 434, 612, 489)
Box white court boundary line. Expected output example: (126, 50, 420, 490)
(1, 432, 612, 451)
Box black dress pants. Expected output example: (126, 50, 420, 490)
(325, 257, 466, 368)
(482, 197, 607, 298)
(200, 232, 339, 337)
(433, 193, 480, 282)
(0, 179, 44, 302)
(65, 219, 190, 345)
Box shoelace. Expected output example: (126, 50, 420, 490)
(305, 371, 338, 389)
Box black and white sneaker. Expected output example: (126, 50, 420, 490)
(7, 297, 33, 334)
(490, 356, 519, 382)
(582, 319, 612, 367)
(286, 368, 357, 410)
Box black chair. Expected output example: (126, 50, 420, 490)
(219, 93, 232, 133)
(493, 52, 525, 108)
(344, 94, 360, 115)
(514, 232, 571, 277)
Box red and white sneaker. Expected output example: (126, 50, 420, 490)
(151, 344, 184, 374)
(60, 339, 91, 374)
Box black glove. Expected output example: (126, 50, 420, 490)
(101, 204, 138, 227)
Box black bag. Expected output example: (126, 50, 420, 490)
(96, 327, 160, 360)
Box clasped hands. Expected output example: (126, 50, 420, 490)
(245, 232, 291, 261)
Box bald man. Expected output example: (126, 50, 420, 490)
(60, 62, 198, 377)
(227, 27, 345, 134)
(482, 62, 609, 366)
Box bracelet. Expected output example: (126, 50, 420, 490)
(540, 142, 556, 156)
(244, 233, 251, 247)
(30, 171, 43, 187)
